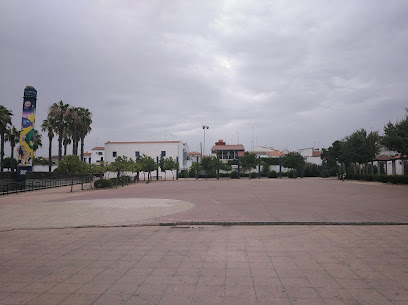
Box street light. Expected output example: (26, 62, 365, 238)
(202, 125, 209, 157)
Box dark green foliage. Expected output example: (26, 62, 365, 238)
(94, 179, 113, 188)
(33, 157, 49, 165)
(382, 109, 408, 160)
(1, 157, 17, 169)
(250, 172, 258, 178)
(268, 170, 278, 178)
(287, 170, 298, 178)
(239, 152, 257, 174)
(303, 163, 320, 177)
(230, 170, 238, 179)
(282, 152, 304, 173)
(346, 174, 408, 184)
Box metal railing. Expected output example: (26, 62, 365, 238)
(0, 176, 94, 196)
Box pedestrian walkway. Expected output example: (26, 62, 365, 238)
(1, 225, 408, 305)
(1, 178, 408, 304)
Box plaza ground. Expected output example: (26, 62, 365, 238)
(1, 178, 408, 304)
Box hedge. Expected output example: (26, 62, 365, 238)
(346, 174, 408, 184)
(94, 179, 113, 188)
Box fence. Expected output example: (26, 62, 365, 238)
(0, 176, 94, 196)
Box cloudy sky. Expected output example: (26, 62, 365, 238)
(1, 0, 407, 157)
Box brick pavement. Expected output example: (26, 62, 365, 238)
(1, 225, 408, 305)
(1, 178, 408, 304)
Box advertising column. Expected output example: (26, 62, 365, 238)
(17, 86, 37, 182)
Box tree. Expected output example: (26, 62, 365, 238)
(41, 118, 55, 172)
(212, 157, 231, 179)
(140, 155, 158, 182)
(63, 133, 71, 156)
(77, 107, 92, 162)
(129, 158, 142, 181)
(342, 129, 381, 174)
(2, 157, 17, 170)
(108, 156, 130, 178)
(67, 106, 80, 156)
(164, 157, 178, 180)
(55, 155, 89, 192)
(33, 129, 42, 153)
(239, 152, 257, 178)
(48, 101, 70, 162)
(200, 156, 214, 179)
(0, 105, 13, 172)
(261, 159, 270, 176)
(382, 109, 408, 174)
(190, 161, 201, 178)
(5, 126, 20, 172)
(282, 152, 304, 174)
(321, 140, 346, 175)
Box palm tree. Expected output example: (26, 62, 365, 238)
(5, 126, 20, 172)
(77, 107, 92, 162)
(0, 105, 13, 172)
(63, 133, 71, 156)
(33, 129, 43, 154)
(48, 101, 70, 162)
(67, 107, 80, 156)
(41, 118, 54, 172)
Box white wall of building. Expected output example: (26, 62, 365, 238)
(104, 141, 190, 177)
(91, 148, 104, 164)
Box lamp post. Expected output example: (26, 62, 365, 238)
(202, 125, 209, 157)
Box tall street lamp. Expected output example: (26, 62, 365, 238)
(202, 125, 209, 157)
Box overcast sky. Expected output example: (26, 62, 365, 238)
(1, 0, 407, 157)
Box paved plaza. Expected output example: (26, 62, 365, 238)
(1, 178, 408, 304)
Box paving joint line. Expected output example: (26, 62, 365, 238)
(2, 221, 408, 232)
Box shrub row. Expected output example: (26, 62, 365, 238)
(94, 176, 132, 188)
(346, 174, 408, 184)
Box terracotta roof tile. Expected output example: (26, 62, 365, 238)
(211, 144, 245, 151)
(92, 147, 105, 150)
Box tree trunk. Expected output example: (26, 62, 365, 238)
(10, 144, 15, 172)
(58, 133, 63, 162)
(72, 139, 75, 155)
(1, 134, 4, 172)
(80, 137, 84, 162)
(48, 137, 53, 172)
(64, 143, 67, 156)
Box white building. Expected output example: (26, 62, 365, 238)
(252, 146, 287, 158)
(105, 141, 190, 174)
(91, 147, 104, 164)
(298, 147, 323, 165)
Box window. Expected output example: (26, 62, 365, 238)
(161, 151, 166, 157)
(135, 151, 140, 158)
(98, 152, 103, 155)
(113, 151, 117, 157)
(89, 157, 91, 163)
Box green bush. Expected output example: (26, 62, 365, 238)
(250, 172, 258, 178)
(287, 170, 297, 178)
(109, 178, 118, 185)
(268, 170, 278, 178)
(346, 174, 408, 184)
(230, 171, 238, 179)
(303, 163, 320, 177)
(94, 179, 113, 188)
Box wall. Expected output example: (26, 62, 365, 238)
(104, 141, 189, 178)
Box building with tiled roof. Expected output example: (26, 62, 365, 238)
(252, 146, 286, 158)
(299, 147, 323, 165)
(211, 139, 245, 160)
